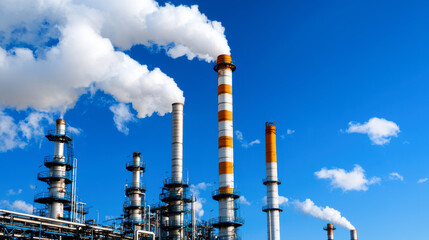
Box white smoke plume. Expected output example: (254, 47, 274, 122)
(0, 0, 229, 123)
(293, 199, 355, 230)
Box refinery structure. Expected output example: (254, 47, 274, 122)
(0, 55, 358, 240)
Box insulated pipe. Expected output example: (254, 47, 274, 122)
(131, 152, 142, 224)
(172, 103, 184, 182)
(264, 122, 281, 240)
(169, 103, 184, 239)
(216, 54, 236, 239)
(350, 230, 358, 240)
(324, 224, 336, 240)
(49, 119, 66, 219)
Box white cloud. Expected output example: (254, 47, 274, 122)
(110, 103, 136, 134)
(293, 199, 354, 230)
(18, 112, 53, 140)
(239, 196, 251, 206)
(262, 195, 289, 206)
(389, 172, 404, 181)
(0, 111, 52, 152)
(235, 130, 260, 148)
(346, 117, 400, 145)
(189, 182, 212, 219)
(0, 200, 33, 214)
(67, 125, 82, 135)
(417, 178, 428, 184)
(315, 165, 380, 192)
(0, 0, 228, 122)
(287, 129, 295, 135)
(248, 139, 260, 147)
(0, 111, 26, 152)
(235, 130, 243, 141)
(278, 196, 289, 205)
(29, 185, 36, 190)
(7, 189, 22, 196)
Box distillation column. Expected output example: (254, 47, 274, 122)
(169, 102, 184, 239)
(49, 119, 67, 219)
(324, 223, 336, 240)
(213, 54, 242, 239)
(263, 122, 282, 240)
(124, 152, 146, 230)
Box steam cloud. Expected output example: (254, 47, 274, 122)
(293, 199, 355, 230)
(0, 0, 229, 120)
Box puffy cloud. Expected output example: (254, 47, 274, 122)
(0, 200, 34, 214)
(293, 199, 354, 230)
(0, 0, 229, 125)
(18, 112, 53, 140)
(29, 185, 36, 190)
(262, 195, 289, 206)
(235, 130, 260, 148)
(239, 196, 251, 206)
(286, 129, 295, 135)
(7, 189, 22, 196)
(346, 117, 400, 145)
(315, 165, 380, 192)
(417, 178, 428, 184)
(0, 111, 52, 152)
(389, 172, 404, 181)
(0, 111, 26, 152)
(67, 125, 82, 135)
(189, 182, 212, 219)
(110, 103, 136, 135)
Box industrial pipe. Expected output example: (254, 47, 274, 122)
(351, 229, 358, 240)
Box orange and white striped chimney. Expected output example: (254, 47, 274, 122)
(324, 223, 336, 240)
(214, 54, 238, 239)
(263, 122, 281, 240)
(350, 229, 358, 240)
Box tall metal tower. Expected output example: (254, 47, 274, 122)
(123, 152, 146, 232)
(263, 122, 282, 240)
(212, 54, 243, 240)
(34, 119, 73, 219)
(160, 103, 192, 239)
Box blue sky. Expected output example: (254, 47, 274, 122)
(0, 0, 429, 239)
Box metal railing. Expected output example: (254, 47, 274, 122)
(123, 200, 145, 209)
(163, 177, 189, 186)
(262, 205, 283, 212)
(33, 208, 48, 217)
(38, 170, 72, 182)
(262, 177, 282, 185)
(125, 183, 146, 194)
(209, 216, 244, 226)
(125, 161, 145, 170)
(160, 190, 191, 201)
(161, 220, 187, 228)
(212, 188, 240, 199)
(34, 191, 72, 201)
(44, 155, 73, 169)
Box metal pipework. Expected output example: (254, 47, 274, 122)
(49, 119, 66, 219)
(169, 103, 184, 239)
(215, 54, 237, 239)
(324, 223, 336, 240)
(130, 152, 143, 225)
(264, 122, 281, 240)
(350, 229, 358, 240)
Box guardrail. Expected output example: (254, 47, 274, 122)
(37, 170, 72, 183)
(34, 191, 72, 202)
(163, 177, 189, 186)
(262, 177, 282, 185)
(262, 205, 283, 212)
(125, 161, 145, 170)
(209, 216, 244, 226)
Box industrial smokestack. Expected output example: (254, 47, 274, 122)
(263, 122, 282, 240)
(169, 102, 185, 239)
(350, 229, 358, 240)
(172, 103, 184, 183)
(49, 119, 67, 219)
(213, 54, 242, 239)
(324, 223, 336, 240)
